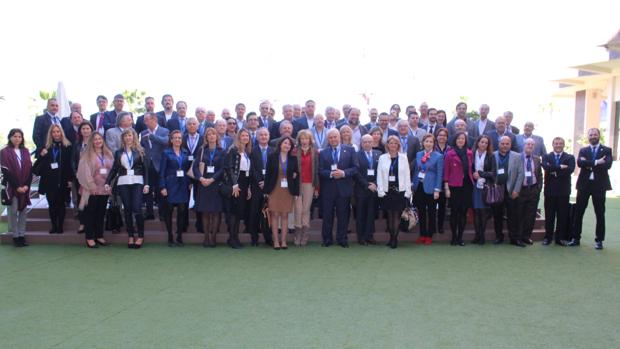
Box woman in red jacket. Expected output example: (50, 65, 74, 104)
(443, 132, 474, 246)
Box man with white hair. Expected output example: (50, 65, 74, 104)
(324, 106, 338, 129)
(518, 138, 543, 245)
(183, 117, 204, 235)
(486, 116, 518, 152)
(215, 119, 233, 150)
(269, 120, 295, 149)
(166, 101, 189, 133)
(234, 103, 246, 129)
(364, 108, 379, 130)
(105, 112, 134, 153)
(516, 121, 546, 156)
(221, 108, 231, 119)
(504, 111, 520, 135)
(319, 129, 359, 247)
(418, 102, 429, 126)
(292, 104, 302, 120)
(273, 104, 299, 139)
(353, 134, 380, 245)
(195, 107, 214, 135)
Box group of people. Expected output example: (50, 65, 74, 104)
(1, 96, 613, 250)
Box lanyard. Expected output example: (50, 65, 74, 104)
(400, 137, 408, 152)
(314, 128, 324, 146)
(280, 155, 288, 174)
(208, 149, 216, 165)
(332, 147, 339, 164)
(261, 148, 268, 167)
(188, 135, 197, 153)
(124, 149, 133, 168)
(96, 152, 104, 166)
(52, 146, 60, 162)
(175, 150, 183, 168)
(497, 153, 508, 168)
(389, 157, 397, 175)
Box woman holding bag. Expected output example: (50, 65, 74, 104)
(1, 129, 33, 247)
(76, 132, 113, 248)
(224, 129, 253, 249)
(471, 135, 496, 245)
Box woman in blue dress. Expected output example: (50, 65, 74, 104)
(193, 127, 226, 248)
(159, 130, 191, 247)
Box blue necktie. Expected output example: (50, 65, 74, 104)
(261, 148, 267, 168)
(332, 147, 338, 164)
(527, 156, 533, 185)
(555, 154, 560, 166)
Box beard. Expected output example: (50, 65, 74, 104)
(589, 137, 599, 145)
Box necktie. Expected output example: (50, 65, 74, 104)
(53, 116, 60, 125)
(180, 118, 186, 133)
(526, 156, 533, 185)
(98, 113, 105, 130)
(429, 126, 433, 134)
(366, 152, 372, 168)
(261, 148, 267, 167)
(332, 147, 338, 163)
(555, 154, 560, 166)
(401, 137, 408, 152)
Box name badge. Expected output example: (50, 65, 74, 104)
(589, 172, 594, 180)
(367, 169, 375, 176)
(51, 162, 59, 169)
(127, 170, 134, 176)
(188, 155, 194, 161)
(418, 172, 426, 179)
(207, 166, 215, 173)
(281, 179, 288, 188)
(331, 164, 338, 171)
(525, 171, 532, 177)
(388, 175, 396, 182)
(497, 168, 505, 175)
(176, 170, 184, 177)
(99, 168, 108, 175)
(245, 170, 250, 177)
(262, 169, 266, 175)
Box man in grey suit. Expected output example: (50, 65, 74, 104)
(396, 119, 421, 170)
(105, 112, 134, 153)
(468, 104, 495, 139)
(515, 122, 547, 156)
(492, 135, 525, 247)
(140, 112, 170, 219)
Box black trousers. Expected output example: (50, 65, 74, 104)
(573, 190, 606, 242)
(118, 184, 145, 238)
(144, 166, 160, 217)
(248, 189, 273, 244)
(415, 184, 437, 237)
(436, 191, 447, 232)
(164, 203, 188, 238)
(544, 195, 569, 242)
(518, 185, 540, 240)
(47, 189, 67, 233)
(84, 195, 108, 240)
(355, 193, 377, 241)
(492, 190, 519, 241)
(321, 193, 351, 244)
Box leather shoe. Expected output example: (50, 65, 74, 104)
(321, 242, 332, 247)
(542, 238, 551, 246)
(358, 240, 368, 246)
(510, 240, 526, 247)
(594, 241, 603, 250)
(366, 238, 377, 245)
(522, 238, 533, 245)
(555, 240, 567, 246)
(338, 243, 349, 248)
(567, 239, 580, 247)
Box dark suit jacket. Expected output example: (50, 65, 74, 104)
(31, 143, 74, 195)
(396, 134, 420, 171)
(32, 113, 54, 157)
(182, 133, 204, 159)
(166, 116, 187, 132)
(576, 145, 613, 193)
(258, 116, 275, 133)
(485, 130, 518, 153)
(272, 119, 300, 139)
(541, 152, 575, 197)
(263, 152, 300, 196)
(509, 125, 520, 135)
(89, 111, 116, 134)
(106, 149, 150, 185)
(61, 117, 78, 144)
(250, 144, 276, 193)
(319, 145, 359, 197)
(353, 149, 381, 197)
(468, 119, 495, 139)
(156, 111, 177, 127)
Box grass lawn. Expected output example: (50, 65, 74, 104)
(1, 199, 619, 349)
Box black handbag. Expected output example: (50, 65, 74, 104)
(1, 188, 11, 206)
(218, 182, 233, 198)
(483, 183, 504, 206)
(105, 203, 124, 231)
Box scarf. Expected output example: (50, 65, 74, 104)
(421, 150, 432, 163)
(454, 146, 469, 179)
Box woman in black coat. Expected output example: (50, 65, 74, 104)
(32, 124, 74, 234)
(264, 137, 299, 250)
(471, 135, 497, 245)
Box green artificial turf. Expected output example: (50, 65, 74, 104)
(1, 199, 619, 349)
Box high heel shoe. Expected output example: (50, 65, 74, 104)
(134, 239, 143, 249)
(86, 240, 98, 249)
(96, 239, 108, 246)
(128, 238, 135, 249)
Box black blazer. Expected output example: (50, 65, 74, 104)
(106, 149, 150, 186)
(396, 134, 420, 171)
(472, 151, 497, 184)
(576, 145, 612, 193)
(182, 133, 204, 158)
(542, 152, 575, 197)
(89, 111, 116, 133)
(353, 149, 381, 197)
(250, 144, 276, 192)
(485, 130, 518, 153)
(263, 152, 299, 196)
(32, 114, 54, 157)
(61, 117, 78, 144)
(31, 143, 74, 195)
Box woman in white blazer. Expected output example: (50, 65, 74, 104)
(377, 135, 412, 248)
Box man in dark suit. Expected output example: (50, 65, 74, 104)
(468, 104, 495, 139)
(272, 104, 300, 139)
(166, 101, 189, 133)
(248, 127, 275, 246)
(319, 129, 359, 247)
(215, 120, 233, 150)
(61, 110, 83, 144)
(504, 111, 520, 135)
(269, 120, 294, 149)
(378, 112, 399, 143)
(396, 120, 421, 170)
(364, 108, 379, 130)
(447, 102, 471, 136)
(339, 108, 368, 148)
(421, 108, 441, 136)
(134, 96, 156, 135)
(103, 94, 126, 130)
(518, 138, 543, 245)
(182, 117, 204, 234)
(486, 116, 518, 152)
(569, 128, 613, 250)
(258, 101, 275, 137)
(295, 99, 317, 131)
(89, 95, 115, 135)
(354, 135, 380, 245)
(140, 112, 170, 219)
(32, 98, 61, 158)
(156, 94, 178, 127)
(541, 137, 575, 245)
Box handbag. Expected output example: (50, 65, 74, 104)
(186, 146, 205, 180)
(260, 201, 271, 236)
(219, 182, 233, 198)
(104, 204, 124, 231)
(399, 206, 419, 232)
(483, 183, 504, 206)
(1, 187, 12, 206)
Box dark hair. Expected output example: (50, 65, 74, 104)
(455, 102, 467, 109)
(235, 103, 246, 109)
(77, 121, 94, 144)
(277, 136, 295, 156)
(7, 128, 25, 149)
(113, 94, 124, 100)
(245, 111, 257, 121)
(407, 111, 419, 118)
(436, 110, 447, 126)
(390, 104, 401, 111)
(378, 112, 389, 118)
(435, 127, 449, 140)
(428, 108, 437, 113)
(96, 95, 107, 102)
(305, 99, 315, 106)
(145, 96, 155, 102)
(475, 135, 494, 155)
(161, 94, 173, 103)
(452, 131, 468, 148)
(168, 130, 183, 147)
(421, 133, 436, 147)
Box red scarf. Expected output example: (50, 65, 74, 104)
(421, 150, 432, 163)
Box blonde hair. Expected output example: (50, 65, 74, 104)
(386, 135, 401, 152)
(233, 129, 253, 154)
(339, 125, 353, 144)
(296, 129, 315, 149)
(83, 132, 113, 162)
(120, 129, 144, 156)
(203, 127, 221, 149)
(45, 124, 71, 148)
